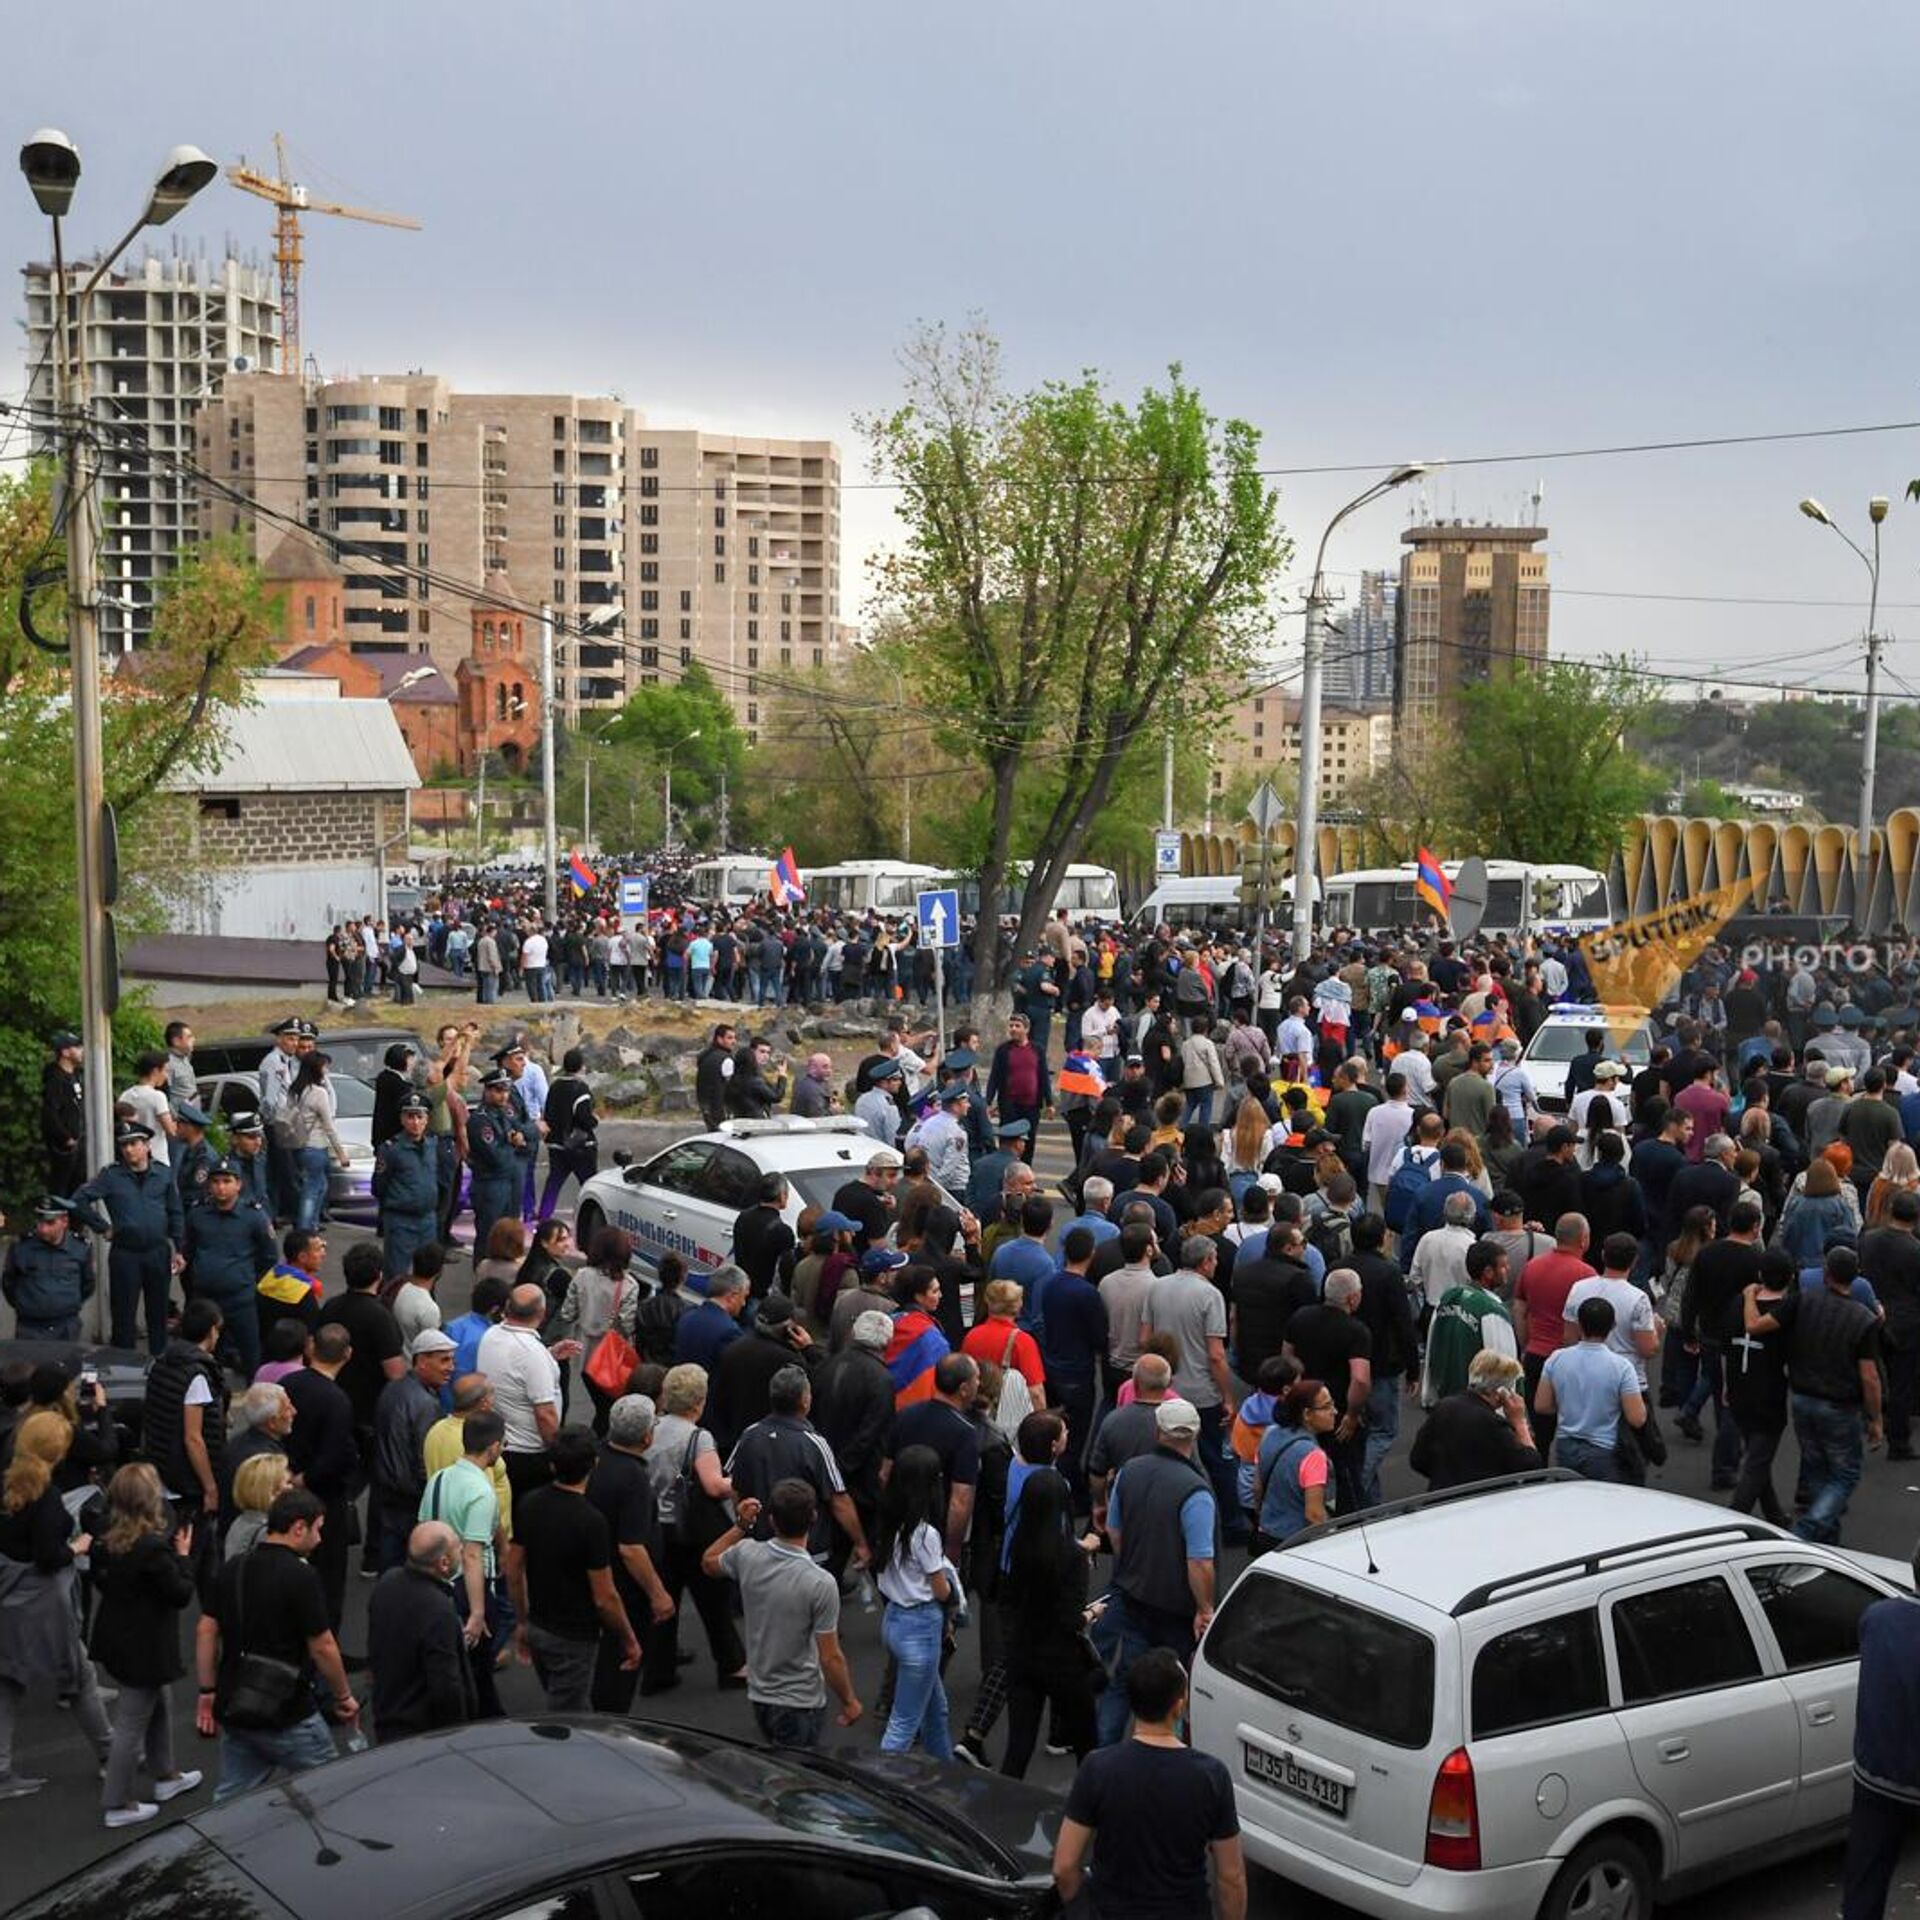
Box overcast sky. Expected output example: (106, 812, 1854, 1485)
(11, 1, 1920, 696)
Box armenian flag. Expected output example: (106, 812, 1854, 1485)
(1058, 1051, 1107, 1099)
(1415, 848, 1452, 922)
(1411, 997, 1445, 1035)
(567, 848, 598, 897)
(883, 1313, 950, 1408)
(770, 846, 806, 907)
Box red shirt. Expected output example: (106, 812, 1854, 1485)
(1515, 1250, 1596, 1357)
(962, 1320, 1046, 1391)
(1674, 1083, 1730, 1161)
(999, 1042, 1042, 1109)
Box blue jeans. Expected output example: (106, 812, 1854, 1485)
(1196, 1403, 1246, 1542)
(1554, 1434, 1624, 1482)
(879, 1602, 951, 1759)
(690, 968, 712, 999)
(476, 972, 498, 1004)
(753, 1700, 827, 1748)
(1363, 1371, 1403, 1506)
(1094, 1590, 1197, 1746)
(1791, 1393, 1866, 1543)
(294, 1147, 331, 1232)
(214, 1710, 338, 1800)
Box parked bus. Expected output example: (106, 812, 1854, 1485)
(800, 859, 948, 916)
(1320, 860, 1612, 938)
(951, 861, 1124, 926)
(686, 855, 772, 909)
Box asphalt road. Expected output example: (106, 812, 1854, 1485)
(10, 1115, 1920, 1915)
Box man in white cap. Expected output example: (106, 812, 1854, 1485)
(372, 1329, 457, 1573)
(1568, 1057, 1629, 1141)
(1098, 1396, 1220, 1746)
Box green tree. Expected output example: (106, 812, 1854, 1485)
(583, 660, 746, 851)
(861, 324, 1285, 1013)
(0, 481, 278, 1218)
(1450, 658, 1663, 865)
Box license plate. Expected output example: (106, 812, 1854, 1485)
(1243, 1741, 1350, 1818)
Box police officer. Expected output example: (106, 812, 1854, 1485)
(376, 1094, 441, 1281)
(256, 1015, 306, 1221)
(173, 1101, 216, 1212)
(182, 1159, 278, 1380)
(227, 1110, 274, 1216)
(496, 1040, 548, 1224)
(73, 1122, 184, 1356)
(466, 1069, 524, 1258)
(41, 1030, 86, 1197)
(1, 1197, 96, 1341)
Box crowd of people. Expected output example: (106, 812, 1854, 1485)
(14, 897, 1920, 1915)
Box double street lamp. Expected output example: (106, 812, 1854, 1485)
(1799, 494, 1888, 916)
(20, 129, 218, 1181)
(1291, 462, 1437, 958)
(662, 727, 701, 853)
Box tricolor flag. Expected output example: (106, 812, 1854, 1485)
(1414, 848, 1453, 922)
(1411, 997, 1445, 1035)
(884, 1315, 951, 1408)
(568, 848, 598, 897)
(1058, 1051, 1106, 1099)
(770, 846, 806, 907)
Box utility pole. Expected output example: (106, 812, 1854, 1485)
(1162, 731, 1174, 831)
(717, 766, 731, 850)
(539, 603, 557, 922)
(583, 745, 592, 850)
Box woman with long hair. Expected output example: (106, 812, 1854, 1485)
(1174, 1125, 1226, 1223)
(224, 1453, 292, 1560)
(474, 1216, 531, 1287)
(1224, 1096, 1271, 1206)
(1868, 1143, 1920, 1230)
(286, 1051, 349, 1232)
(1443, 1126, 1492, 1197)
(90, 1463, 201, 1827)
(1775, 1153, 1861, 1265)
(1660, 1205, 1719, 1408)
(1482, 1103, 1527, 1191)
(0, 1412, 110, 1799)
(518, 1218, 575, 1324)
(997, 1467, 1099, 1777)
(557, 1225, 641, 1435)
(873, 1444, 956, 1759)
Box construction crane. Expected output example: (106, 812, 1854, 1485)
(226, 134, 420, 372)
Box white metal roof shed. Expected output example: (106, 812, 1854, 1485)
(172, 698, 422, 796)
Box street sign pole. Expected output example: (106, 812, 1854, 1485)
(934, 944, 946, 1063)
(917, 887, 960, 1060)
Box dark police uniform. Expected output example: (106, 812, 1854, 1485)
(183, 1197, 278, 1378)
(2, 1227, 95, 1341)
(174, 1133, 216, 1212)
(73, 1154, 183, 1356)
(466, 1095, 522, 1261)
(375, 1129, 441, 1280)
(229, 1140, 274, 1217)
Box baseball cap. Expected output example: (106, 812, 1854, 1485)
(860, 1246, 910, 1276)
(812, 1210, 860, 1235)
(1155, 1399, 1201, 1438)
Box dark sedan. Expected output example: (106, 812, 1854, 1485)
(0, 1336, 150, 1443)
(15, 1717, 1064, 1919)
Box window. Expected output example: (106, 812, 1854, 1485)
(1206, 1573, 1435, 1748)
(640, 646, 659, 668)
(199, 796, 240, 820)
(304, 594, 315, 632)
(640, 619, 659, 640)
(680, 645, 692, 665)
(680, 590, 692, 613)
(1613, 1578, 1762, 1703)
(779, 648, 792, 668)
(1745, 1562, 1880, 1670)
(626, 1858, 975, 1920)
(748, 535, 760, 558)
(680, 621, 692, 643)
(748, 564, 759, 585)
(554, 415, 567, 440)
(715, 506, 727, 528)
(641, 533, 659, 555)
(639, 444, 658, 469)
(554, 451, 567, 475)
(415, 408, 428, 434)
(638, 1142, 714, 1198)
(714, 563, 726, 583)
(698, 1146, 763, 1210)
(417, 610, 430, 634)
(748, 647, 759, 667)
(554, 515, 566, 538)
(640, 505, 659, 526)
(640, 591, 659, 612)
(554, 547, 567, 571)
(812, 648, 823, 668)
(640, 475, 659, 497)
(748, 592, 760, 614)
(747, 621, 759, 642)
(714, 535, 726, 557)
(640, 562, 659, 583)
(1473, 1610, 1609, 1738)
(379, 406, 404, 432)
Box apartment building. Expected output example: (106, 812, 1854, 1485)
(1212, 682, 1395, 806)
(1395, 521, 1551, 739)
(195, 372, 842, 744)
(23, 249, 280, 653)
(1325, 568, 1398, 710)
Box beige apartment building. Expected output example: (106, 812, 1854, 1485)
(1395, 521, 1550, 740)
(1212, 682, 1395, 807)
(195, 372, 841, 743)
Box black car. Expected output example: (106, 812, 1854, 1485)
(16, 1717, 1063, 1919)
(0, 1336, 150, 1445)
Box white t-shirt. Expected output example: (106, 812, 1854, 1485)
(393, 1285, 443, 1347)
(184, 1373, 213, 1407)
(1081, 1003, 1122, 1060)
(1563, 1275, 1658, 1391)
(121, 1084, 172, 1165)
(475, 1323, 561, 1453)
(876, 1519, 949, 1607)
(521, 932, 550, 971)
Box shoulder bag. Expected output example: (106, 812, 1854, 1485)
(220, 1554, 309, 1729)
(585, 1277, 641, 1395)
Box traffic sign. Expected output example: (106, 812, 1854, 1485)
(916, 888, 960, 949)
(1154, 829, 1182, 875)
(617, 874, 650, 921)
(1246, 780, 1286, 835)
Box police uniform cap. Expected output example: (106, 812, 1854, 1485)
(206, 1158, 240, 1179)
(114, 1121, 154, 1147)
(941, 1049, 977, 1073)
(269, 1017, 302, 1036)
(174, 1102, 211, 1128)
(994, 1117, 1032, 1140)
(1839, 1005, 1866, 1028)
(492, 1041, 528, 1063)
(229, 1112, 266, 1136)
(33, 1195, 71, 1220)
(399, 1094, 431, 1114)
(480, 1067, 512, 1089)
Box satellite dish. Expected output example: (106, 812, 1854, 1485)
(1448, 856, 1489, 940)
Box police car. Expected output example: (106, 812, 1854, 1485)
(1517, 1004, 1656, 1113)
(575, 1116, 941, 1278)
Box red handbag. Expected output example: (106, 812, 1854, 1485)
(584, 1277, 640, 1394)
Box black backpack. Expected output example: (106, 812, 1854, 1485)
(1306, 1207, 1355, 1269)
(634, 1286, 689, 1366)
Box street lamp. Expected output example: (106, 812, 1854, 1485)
(662, 726, 701, 852)
(20, 129, 217, 1195)
(1799, 494, 1888, 918)
(1292, 462, 1439, 958)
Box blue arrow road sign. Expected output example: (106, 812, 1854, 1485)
(916, 888, 960, 949)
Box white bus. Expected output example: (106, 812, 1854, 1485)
(951, 861, 1124, 926)
(686, 855, 772, 909)
(800, 859, 947, 916)
(1320, 860, 1613, 938)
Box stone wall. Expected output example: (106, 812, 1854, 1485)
(192, 789, 405, 866)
